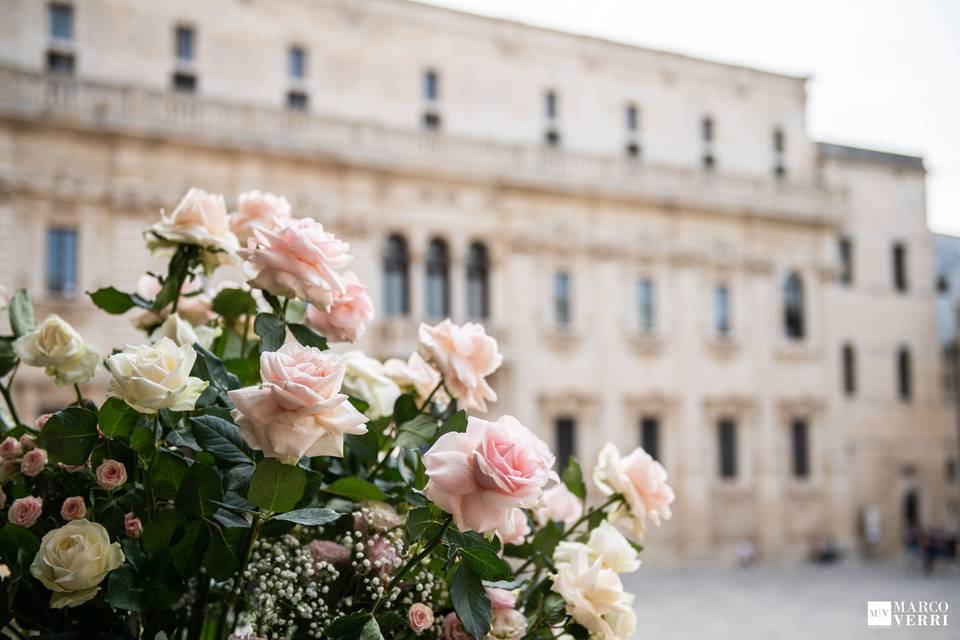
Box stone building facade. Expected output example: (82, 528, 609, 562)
(0, 0, 955, 562)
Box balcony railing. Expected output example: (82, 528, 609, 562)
(0, 65, 842, 223)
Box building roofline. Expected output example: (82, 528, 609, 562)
(817, 142, 925, 172)
(399, 0, 811, 83)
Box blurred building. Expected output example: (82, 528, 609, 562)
(0, 0, 956, 561)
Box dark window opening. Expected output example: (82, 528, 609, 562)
(893, 242, 908, 292)
(783, 272, 805, 340)
(791, 419, 810, 478)
(466, 242, 490, 320)
(702, 153, 716, 171)
(554, 271, 571, 328)
(545, 129, 561, 146)
(555, 417, 576, 471)
(842, 343, 856, 396)
(626, 142, 641, 158)
(175, 26, 194, 61)
(545, 91, 558, 120)
(714, 285, 731, 336)
(425, 238, 450, 318)
(383, 234, 409, 316)
(286, 91, 308, 111)
(641, 416, 660, 461)
(172, 72, 196, 93)
(288, 46, 306, 80)
(701, 116, 714, 142)
(424, 69, 439, 101)
(48, 3, 73, 40)
(897, 347, 912, 402)
(636, 279, 655, 334)
(838, 237, 853, 285)
(718, 418, 737, 479)
(626, 103, 639, 131)
(46, 226, 78, 294)
(423, 111, 442, 130)
(46, 50, 74, 75)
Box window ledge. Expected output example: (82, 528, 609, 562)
(775, 341, 819, 361)
(705, 335, 740, 356)
(626, 332, 665, 355)
(542, 327, 583, 351)
(710, 482, 753, 500)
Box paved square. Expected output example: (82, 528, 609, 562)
(625, 562, 960, 639)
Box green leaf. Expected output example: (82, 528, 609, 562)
(203, 525, 247, 581)
(105, 560, 179, 612)
(531, 520, 563, 561)
(326, 612, 375, 640)
(562, 457, 586, 501)
(287, 322, 329, 350)
(150, 449, 189, 499)
(88, 287, 149, 314)
(0, 337, 18, 378)
(360, 619, 384, 640)
(440, 410, 468, 435)
(98, 397, 141, 439)
(254, 313, 285, 352)
(446, 529, 512, 581)
(393, 394, 419, 425)
(8, 289, 34, 338)
(247, 458, 306, 513)
(211, 288, 257, 318)
(225, 349, 261, 386)
(141, 510, 187, 554)
(192, 344, 240, 391)
(451, 563, 492, 640)
(130, 424, 156, 455)
(169, 520, 206, 577)
(273, 508, 343, 526)
(395, 413, 438, 449)
(189, 415, 253, 464)
(37, 407, 99, 465)
(405, 506, 446, 545)
(324, 477, 385, 502)
(175, 462, 223, 518)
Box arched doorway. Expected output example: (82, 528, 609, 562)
(903, 489, 920, 530)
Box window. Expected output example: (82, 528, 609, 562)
(773, 128, 786, 178)
(287, 90, 308, 111)
(175, 26, 194, 62)
(626, 103, 639, 132)
(423, 111, 442, 131)
(791, 419, 810, 479)
(713, 285, 731, 336)
(48, 3, 73, 40)
(288, 46, 306, 80)
(718, 418, 737, 479)
(893, 242, 908, 292)
(842, 343, 856, 397)
(636, 278, 655, 334)
(838, 237, 853, 285)
(423, 69, 439, 102)
(46, 51, 74, 75)
(383, 234, 409, 316)
(555, 417, 576, 470)
(466, 242, 490, 320)
(425, 238, 450, 318)
(545, 91, 558, 120)
(640, 415, 660, 461)
(553, 271, 571, 328)
(897, 346, 912, 402)
(46, 226, 77, 294)
(701, 116, 714, 142)
(783, 272, 804, 340)
(701, 116, 715, 170)
(172, 72, 196, 93)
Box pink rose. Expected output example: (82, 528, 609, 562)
(19, 435, 36, 451)
(20, 448, 47, 477)
(34, 413, 53, 430)
(305, 272, 374, 343)
(305, 539, 351, 565)
(0, 436, 21, 460)
(593, 443, 675, 542)
(407, 603, 435, 635)
(384, 352, 442, 401)
(230, 190, 292, 245)
(442, 613, 470, 640)
(496, 508, 531, 546)
(95, 459, 128, 490)
(60, 496, 87, 521)
(535, 483, 584, 526)
(239, 217, 352, 309)
(124, 512, 143, 539)
(418, 320, 502, 412)
(423, 415, 555, 534)
(228, 343, 368, 463)
(8, 496, 42, 528)
(485, 587, 517, 611)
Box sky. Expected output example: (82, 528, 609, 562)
(422, 0, 960, 236)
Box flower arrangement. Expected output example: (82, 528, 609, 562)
(0, 188, 675, 639)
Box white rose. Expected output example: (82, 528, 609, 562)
(152, 313, 220, 350)
(554, 521, 640, 574)
(551, 545, 636, 640)
(340, 350, 401, 419)
(13, 315, 101, 385)
(147, 187, 240, 272)
(105, 337, 208, 414)
(30, 519, 124, 608)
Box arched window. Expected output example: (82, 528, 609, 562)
(842, 343, 856, 396)
(897, 346, 912, 402)
(383, 234, 409, 316)
(425, 237, 450, 318)
(783, 272, 805, 340)
(466, 241, 490, 320)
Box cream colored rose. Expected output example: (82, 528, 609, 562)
(230, 190, 292, 245)
(551, 544, 636, 640)
(146, 187, 240, 272)
(105, 337, 208, 414)
(13, 315, 101, 385)
(593, 443, 674, 543)
(534, 483, 583, 527)
(340, 350, 401, 419)
(30, 519, 124, 608)
(554, 521, 640, 574)
(384, 352, 442, 402)
(152, 312, 220, 350)
(418, 320, 502, 412)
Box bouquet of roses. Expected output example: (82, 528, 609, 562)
(0, 188, 675, 640)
